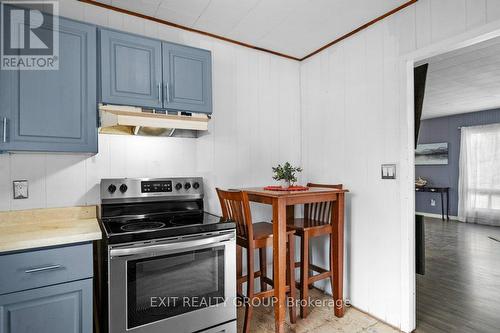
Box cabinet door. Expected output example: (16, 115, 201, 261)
(0, 279, 92, 333)
(100, 29, 162, 108)
(0, 18, 97, 153)
(163, 42, 212, 114)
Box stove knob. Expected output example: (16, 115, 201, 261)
(193, 182, 200, 189)
(184, 182, 191, 190)
(175, 183, 183, 191)
(119, 184, 128, 193)
(108, 184, 117, 193)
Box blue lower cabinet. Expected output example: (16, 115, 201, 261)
(0, 279, 93, 333)
(0, 243, 94, 333)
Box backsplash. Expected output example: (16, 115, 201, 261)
(0, 134, 197, 211)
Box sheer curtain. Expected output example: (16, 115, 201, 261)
(458, 123, 500, 226)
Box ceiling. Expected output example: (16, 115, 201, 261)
(421, 37, 500, 120)
(92, 0, 409, 59)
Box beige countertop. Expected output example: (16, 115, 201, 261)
(0, 206, 102, 253)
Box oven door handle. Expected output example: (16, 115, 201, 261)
(110, 232, 234, 257)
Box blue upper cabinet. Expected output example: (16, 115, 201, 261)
(0, 17, 97, 153)
(98, 29, 213, 114)
(162, 42, 212, 114)
(99, 29, 163, 109)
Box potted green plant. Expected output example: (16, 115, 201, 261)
(272, 162, 303, 188)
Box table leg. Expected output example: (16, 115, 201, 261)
(332, 193, 345, 317)
(446, 190, 450, 220)
(273, 198, 287, 333)
(440, 192, 444, 221)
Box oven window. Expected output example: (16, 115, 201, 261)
(127, 246, 225, 329)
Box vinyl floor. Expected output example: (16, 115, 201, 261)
(416, 217, 500, 333)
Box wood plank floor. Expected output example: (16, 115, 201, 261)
(416, 217, 500, 333)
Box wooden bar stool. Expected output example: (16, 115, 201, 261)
(286, 183, 343, 318)
(216, 188, 297, 333)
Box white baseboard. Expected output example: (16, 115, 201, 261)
(415, 211, 459, 221)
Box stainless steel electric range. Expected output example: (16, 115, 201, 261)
(95, 177, 236, 333)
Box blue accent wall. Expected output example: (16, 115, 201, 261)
(416, 109, 500, 216)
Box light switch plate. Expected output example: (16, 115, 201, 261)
(381, 164, 396, 179)
(13, 180, 28, 199)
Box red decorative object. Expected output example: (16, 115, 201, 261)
(263, 185, 309, 191)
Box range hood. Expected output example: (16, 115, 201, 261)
(99, 104, 209, 137)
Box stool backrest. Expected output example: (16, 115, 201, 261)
(216, 188, 253, 240)
(304, 183, 343, 222)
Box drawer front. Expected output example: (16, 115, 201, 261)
(0, 243, 93, 295)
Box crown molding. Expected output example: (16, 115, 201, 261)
(79, 0, 418, 62)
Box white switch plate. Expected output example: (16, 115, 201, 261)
(381, 164, 396, 179)
(13, 180, 28, 199)
(430, 199, 436, 206)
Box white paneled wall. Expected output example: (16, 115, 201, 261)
(415, 0, 500, 48)
(199, 47, 301, 217)
(0, 135, 197, 211)
(300, 0, 500, 331)
(0, 0, 300, 220)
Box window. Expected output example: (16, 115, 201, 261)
(458, 123, 500, 225)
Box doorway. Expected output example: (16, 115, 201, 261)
(413, 37, 500, 332)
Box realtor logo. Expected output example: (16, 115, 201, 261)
(1, 1, 59, 70)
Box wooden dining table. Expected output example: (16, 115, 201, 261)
(238, 187, 347, 333)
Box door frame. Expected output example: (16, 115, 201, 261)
(399, 20, 500, 333)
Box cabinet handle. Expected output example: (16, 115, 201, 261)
(166, 82, 170, 103)
(2, 117, 6, 143)
(25, 264, 63, 274)
(157, 83, 162, 104)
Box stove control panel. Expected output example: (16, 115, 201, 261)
(101, 177, 203, 203)
(141, 180, 172, 193)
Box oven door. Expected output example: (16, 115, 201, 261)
(108, 231, 236, 333)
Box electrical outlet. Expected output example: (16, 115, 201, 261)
(430, 199, 436, 206)
(13, 180, 28, 199)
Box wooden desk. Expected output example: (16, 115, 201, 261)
(239, 187, 347, 333)
(415, 186, 450, 220)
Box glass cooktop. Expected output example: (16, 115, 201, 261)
(99, 211, 234, 244)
